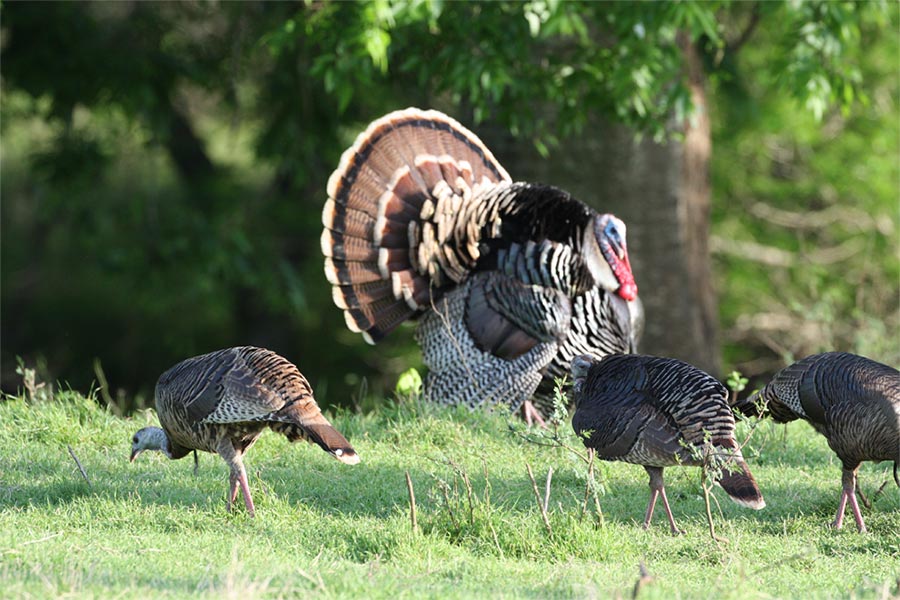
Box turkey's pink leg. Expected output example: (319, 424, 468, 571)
(236, 467, 255, 518)
(218, 438, 255, 517)
(846, 489, 866, 533)
(832, 489, 849, 530)
(643, 489, 660, 530)
(833, 467, 866, 533)
(658, 487, 684, 535)
(521, 400, 547, 428)
(645, 466, 683, 534)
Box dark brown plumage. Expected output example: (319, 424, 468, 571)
(571, 354, 765, 533)
(321, 108, 642, 423)
(734, 352, 899, 532)
(129, 347, 359, 516)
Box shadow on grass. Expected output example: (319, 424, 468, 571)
(731, 477, 900, 538)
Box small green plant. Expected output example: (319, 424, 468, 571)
(507, 377, 605, 528)
(507, 377, 588, 464)
(395, 367, 423, 398)
(678, 432, 729, 544)
(546, 375, 571, 430)
(726, 370, 749, 406)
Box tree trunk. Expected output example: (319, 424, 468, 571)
(163, 104, 216, 184)
(480, 43, 720, 375)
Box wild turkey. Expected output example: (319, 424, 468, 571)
(734, 352, 899, 533)
(129, 347, 359, 516)
(570, 354, 765, 533)
(321, 108, 642, 423)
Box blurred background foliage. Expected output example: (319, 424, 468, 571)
(2, 1, 897, 411)
(709, 1, 899, 374)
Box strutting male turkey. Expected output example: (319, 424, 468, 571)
(734, 352, 899, 533)
(130, 347, 359, 517)
(321, 108, 642, 424)
(571, 354, 765, 533)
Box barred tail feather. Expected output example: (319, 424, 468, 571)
(303, 421, 360, 465)
(271, 419, 360, 465)
(718, 460, 765, 510)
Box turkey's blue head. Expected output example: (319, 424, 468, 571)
(587, 214, 637, 301)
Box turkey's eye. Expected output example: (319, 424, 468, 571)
(132, 436, 138, 444)
(603, 221, 622, 246)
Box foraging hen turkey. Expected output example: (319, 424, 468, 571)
(321, 108, 642, 423)
(571, 354, 765, 533)
(734, 352, 899, 533)
(130, 347, 359, 516)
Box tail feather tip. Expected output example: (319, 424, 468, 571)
(719, 468, 765, 510)
(730, 495, 766, 510)
(333, 448, 361, 465)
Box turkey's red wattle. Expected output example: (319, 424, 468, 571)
(615, 259, 638, 301)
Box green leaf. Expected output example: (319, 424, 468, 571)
(395, 368, 423, 397)
(364, 29, 392, 73)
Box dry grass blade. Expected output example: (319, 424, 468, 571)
(632, 561, 655, 599)
(405, 471, 418, 533)
(446, 457, 476, 525)
(583, 448, 604, 527)
(66, 445, 91, 488)
(701, 475, 728, 545)
(858, 479, 890, 510)
(525, 462, 552, 535)
(543, 466, 553, 514)
(92, 359, 122, 416)
(14, 531, 63, 550)
(438, 481, 459, 529)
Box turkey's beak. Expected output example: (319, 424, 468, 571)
(129, 449, 139, 463)
(611, 238, 627, 261)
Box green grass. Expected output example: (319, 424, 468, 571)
(1, 391, 898, 599)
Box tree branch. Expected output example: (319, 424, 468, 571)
(727, 3, 761, 55)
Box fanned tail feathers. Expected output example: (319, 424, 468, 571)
(322, 108, 510, 343)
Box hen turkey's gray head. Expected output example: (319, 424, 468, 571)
(570, 354, 598, 400)
(584, 214, 637, 301)
(129, 426, 168, 462)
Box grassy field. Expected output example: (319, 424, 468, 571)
(1, 389, 898, 599)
